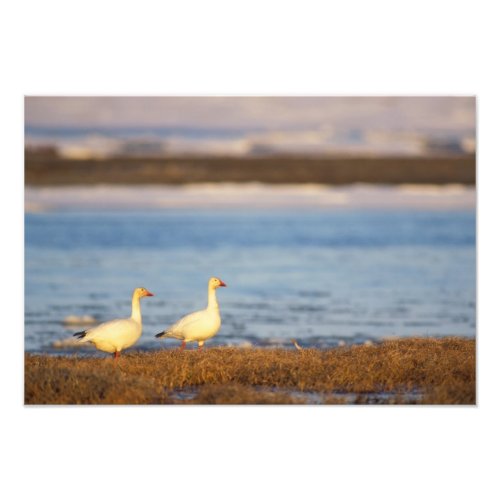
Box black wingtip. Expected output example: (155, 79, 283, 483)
(73, 330, 87, 339)
(155, 332, 164, 338)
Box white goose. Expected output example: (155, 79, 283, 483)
(155, 277, 226, 350)
(73, 287, 154, 359)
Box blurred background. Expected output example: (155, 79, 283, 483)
(24, 96, 476, 353)
(26, 96, 475, 158)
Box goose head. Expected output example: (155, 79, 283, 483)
(209, 277, 227, 289)
(134, 287, 154, 298)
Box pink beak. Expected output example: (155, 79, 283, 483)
(219, 280, 227, 287)
(145, 290, 154, 296)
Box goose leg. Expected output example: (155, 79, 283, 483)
(180, 340, 186, 351)
(114, 351, 120, 361)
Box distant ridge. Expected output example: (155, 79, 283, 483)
(25, 153, 476, 186)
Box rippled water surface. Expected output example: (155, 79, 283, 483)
(25, 209, 476, 353)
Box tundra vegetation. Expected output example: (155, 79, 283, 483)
(25, 337, 475, 405)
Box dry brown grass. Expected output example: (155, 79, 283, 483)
(25, 337, 475, 405)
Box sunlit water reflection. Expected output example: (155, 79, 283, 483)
(25, 208, 475, 353)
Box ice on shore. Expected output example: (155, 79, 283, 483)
(62, 315, 97, 326)
(24, 183, 476, 212)
(51, 337, 91, 348)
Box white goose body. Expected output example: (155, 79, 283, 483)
(74, 287, 154, 358)
(156, 277, 226, 349)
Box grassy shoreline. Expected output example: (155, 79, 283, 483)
(25, 154, 476, 186)
(25, 337, 475, 405)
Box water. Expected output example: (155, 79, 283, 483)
(25, 209, 476, 353)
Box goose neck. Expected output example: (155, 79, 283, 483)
(207, 285, 219, 310)
(131, 293, 142, 323)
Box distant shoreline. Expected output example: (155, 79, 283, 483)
(25, 153, 476, 186)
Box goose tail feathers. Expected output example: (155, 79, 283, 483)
(73, 330, 87, 339)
